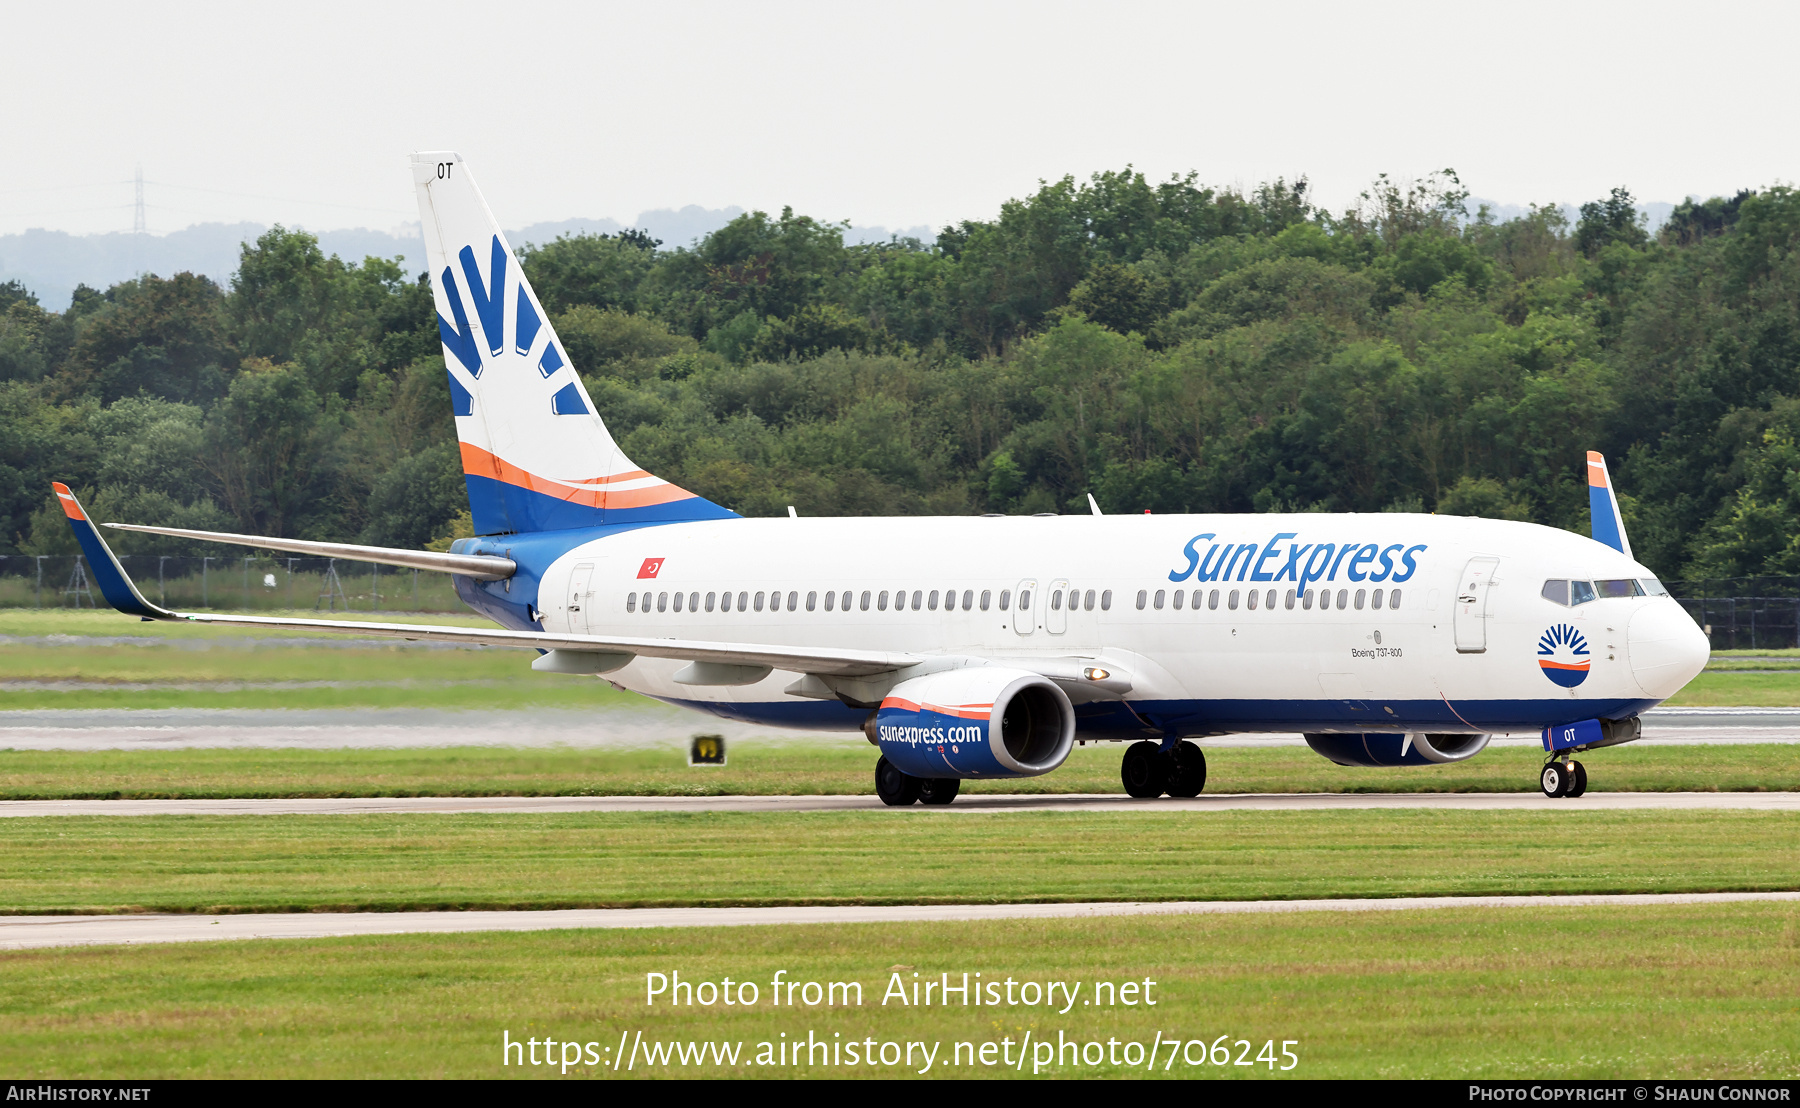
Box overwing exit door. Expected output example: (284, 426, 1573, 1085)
(1453, 556, 1500, 653)
(1013, 579, 1038, 635)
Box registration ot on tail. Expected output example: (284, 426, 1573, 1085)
(53, 153, 1710, 804)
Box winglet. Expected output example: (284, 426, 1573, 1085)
(50, 484, 177, 620)
(1585, 452, 1633, 558)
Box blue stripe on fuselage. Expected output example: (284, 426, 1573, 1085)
(657, 695, 1663, 736)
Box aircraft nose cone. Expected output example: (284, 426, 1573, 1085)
(1628, 601, 1710, 697)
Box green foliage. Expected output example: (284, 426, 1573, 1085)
(6, 169, 1800, 582)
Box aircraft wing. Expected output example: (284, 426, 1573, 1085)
(52, 484, 917, 678)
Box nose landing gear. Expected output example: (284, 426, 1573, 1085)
(1121, 740, 1207, 798)
(1540, 758, 1588, 798)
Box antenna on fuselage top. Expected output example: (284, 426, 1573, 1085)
(1087, 494, 1102, 517)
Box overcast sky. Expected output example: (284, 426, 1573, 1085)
(5, 0, 1796, 239)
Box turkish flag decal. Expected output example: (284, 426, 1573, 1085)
(637, 557, 665, 579)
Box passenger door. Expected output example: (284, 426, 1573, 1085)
(1453, 556, 1499, 653)
(1045, 578, 1070, 634)
(566, 562, 594, 635)
(1013, 578, 1038, 636)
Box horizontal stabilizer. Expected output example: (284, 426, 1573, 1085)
(102, 523, 515, 580)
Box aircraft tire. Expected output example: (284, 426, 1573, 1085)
(1121, 741, 1169, 798)
(918, 777, 961, 806)
(1165, 741, 1207, 797)
(875, 756, 922, 806)
(1568, 761, 1588, 798)
(1540, 762, 1568, 798)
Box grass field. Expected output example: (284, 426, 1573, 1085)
(0, 741, 1794, 799)
(1, 610, 1797, 709)
(0, 809, 1792, 914)
(2, 901, 1794, 1078)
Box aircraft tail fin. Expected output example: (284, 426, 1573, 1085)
(409, 152, 735, 536)
(1586, 451, 1633, 558)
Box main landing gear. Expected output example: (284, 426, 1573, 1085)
(1540, 758, 1588, 798)
(1121, 740, 1207, 798)
(875, 756, 961, 807)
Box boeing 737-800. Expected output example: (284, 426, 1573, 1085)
(53, 152, 1712, 804)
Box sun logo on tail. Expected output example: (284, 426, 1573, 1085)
(1537, 623, 1591, 687)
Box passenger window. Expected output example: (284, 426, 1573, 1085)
(1172, 589, 1184, 610)
(672, 592, 683, 613)
(878, 590, 889, 611)
(1265, 589, 1276, 610)
(806, 591, 816, 611)
(911, 589, 923, 610)
(1371, 588, 1383, 610)
(1136, 589, 1147, 611)
(1154, 589, 1165, 610)
(1336, 588, 1348, 609)
(1596, 579, 1642, 599)
(738, 591, 749, 611)
(965, 589, 976, 610)
(643, 592, 653, 612)
(1051, 590, 1064, 611)
(658, 592, 668, 612)
(1571, 581, 1597, 605)
(860, 590, 871, 611)
(1208, 589, 1219, 610)
(1541, 579, 1570, 606)
(627, 593, 637, 613)
(1389, 589, 1403, 608)
(705, 591, 716, 612)
(1101, 589, 1112, 611)
(999, 590, 1010, 610)
(788, 590, 799, 611)
(1302, 589, 1314, 610)
(1354, 589, 1365, 610)
(824, 591, 835, 611)
(1020, 590, 1032, 610)
(1285, 588, 1295, 610)
(1246, 589, 1258, 610)
(930, 590, 941, 611)
(751, 591, 763, 612)
(1190, 589, 1202, 610)
(1228, 589, 1240, 610)
(1085, 589, 1096, 611)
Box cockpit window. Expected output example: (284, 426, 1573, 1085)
(1570, 580, 1598, 605)
(1595, 579, 1643, 599)
(1541, 579, 1570, 606)
(1641, 578, 1670, 597)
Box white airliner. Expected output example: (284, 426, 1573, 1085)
(54, 152, 1711, 803)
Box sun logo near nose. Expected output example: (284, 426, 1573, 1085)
(1537, 622, 1591, 688)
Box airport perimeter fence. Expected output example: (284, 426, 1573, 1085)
(1664, 578, 1800, 651)
(0, 554, 465, 614)
(0, 556, 1795, 648)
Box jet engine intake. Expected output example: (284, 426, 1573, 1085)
(1303, 731, 1491, 768)
(874, 667, 1075, 779)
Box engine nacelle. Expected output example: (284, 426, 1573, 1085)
(873, 667, 1075, 779)
(1303, 731, 1491, 768)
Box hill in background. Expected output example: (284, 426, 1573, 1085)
(0, 207, 934, 310)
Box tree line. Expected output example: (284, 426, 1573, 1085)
(2, 167, 1797, 581)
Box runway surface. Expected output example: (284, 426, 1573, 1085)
(3, 890, 1794, 950)
(0, 705, 1795, 750)
(3, 790, 1796, 817)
